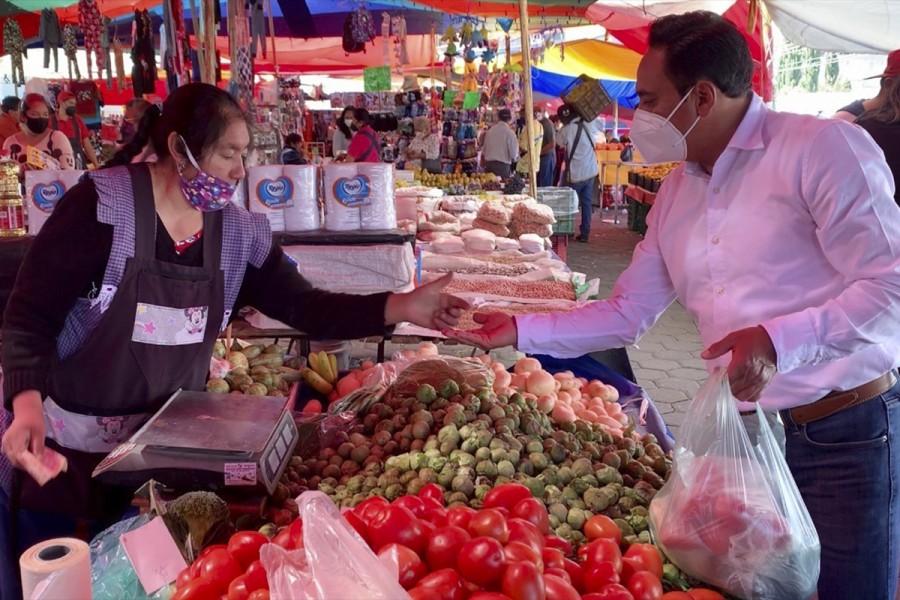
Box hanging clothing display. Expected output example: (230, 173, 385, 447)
(233, 1, 255, 109)
(162, 0, 188, 92)
(79, 0, 105, 79)
(100, 17, 112, 87)
(63, 24, 82, 80)
(249, 0, 266, 59)
(131, 10, 157, 97)
(3, 19, 26, 86)
(39, 8, 62, 72)
(112, 39, 126, 92)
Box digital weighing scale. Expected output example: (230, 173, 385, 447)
(93, 389, 298, 495)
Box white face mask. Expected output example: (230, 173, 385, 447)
(344, 119, 354, 128)
(631, 86, 702, 164)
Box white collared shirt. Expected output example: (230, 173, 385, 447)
(482, 122, 519, 164)
(518, 94, 900, 411)
(556, 118, 600, 182)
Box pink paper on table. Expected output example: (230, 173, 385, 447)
(119, 517, 188, 595)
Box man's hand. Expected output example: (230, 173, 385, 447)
(2, 391, 46, 468)
(701, 325, 777, 403)
(386, 274, 470, 331)
(443, 313, 518, 351)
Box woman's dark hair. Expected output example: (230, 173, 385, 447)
(21, 93, 49, 116)
(860, 75, 900, 124)
(354, 108, 372, 126)
(648, 11, 753, 99)
(284, 133, 303, 147)
(336, 106, 354, 139)
(620, 134, 631, 144)
(107, 83, 245, 167)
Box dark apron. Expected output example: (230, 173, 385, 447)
(16, 164, 226, 522)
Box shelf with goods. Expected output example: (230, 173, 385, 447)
(439, 107, 483, 176)
(624, 163, 680, 234)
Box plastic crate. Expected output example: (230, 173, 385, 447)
(561, 75, 613, 122)
(537, 187, 578, 216)
(552, 212, 577, 235)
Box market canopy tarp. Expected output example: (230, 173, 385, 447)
(764, 0, 898, 54)
(530, 67, 638, 111)
(517, 38, 641, 82)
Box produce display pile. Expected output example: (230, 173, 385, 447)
(443, 279, 577, 302)
(206, 341, 302, 397)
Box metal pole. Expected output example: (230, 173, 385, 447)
(613, 98, 619, 139)
(265, 0, 278, 76)
(430, 22, 436, 89)
(517, 0, 538, 194)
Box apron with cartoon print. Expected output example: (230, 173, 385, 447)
(18, 164, 225, 519)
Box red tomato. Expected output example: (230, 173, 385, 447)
(271, 528, 295, 551)
(421, 496, 445, 512)
(288, 518, 303, 546)
(247, 591, 270, 600)
(447, 506, 477, 530)
(408, 588, 432, 600)
(584, 562, 621, 593)
(190, 545, 227, 579)
(686, 590, 726, 600)
(541, 574, 580, 600)
(418, 483, 446, 506)
(483, 483, 533, 511)
(426, 526, 471, 571)
(562, 558, 585, 592)
(510, 498, 550, 535)
(504, 541, 543, 572)
(590, 584, 635, 600)
(541, 547, 565, 570)
(368, 505, 426, 554)
(426, 507, 449, 527)
(544, 568, 570, 583)
(583, 538, 623, 573)
(354, 496, 390, 522)
(495, 507, 511, 519)
(543, 535, 573, 557)
(660, 593, 693, 600)
(507, 518, 545, 554)
(502, 561, 546, 600)
(627, 572, 663, 600)
(343, 510, 369, 543)
(377, 543, 426, 589)
(623, 544, 664, 579)
(227, 532, 268, 569)
(393, 495, 426, 518)
(413, 568, 467, 600)
(199, 544, 228, 559)
(243, 560, 268, 593)
(176, 567, 192, 590)
(458, 537, 506, 586)
(470, 594, 515, 600)
(468, 509, 509, 543)
(584, 515, 622, 543)
(198, 549, 243, 594)
(227, 575, 250, 600)
(170, 578, 220, 600)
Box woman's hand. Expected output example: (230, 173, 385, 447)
(2, 390, 46, 467)
(386, 274, 470, 330)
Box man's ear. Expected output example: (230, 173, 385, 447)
(695, 81, 718, 118)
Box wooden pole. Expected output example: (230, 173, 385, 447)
(430, 22, 436, 88)
(202, 0, 216, 83)
(265, 0, 278, 76)
(613, 98, 619, 139)
(189, 0, 206, 82)
(517, 0, 538, 194)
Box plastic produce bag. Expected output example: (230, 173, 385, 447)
(649, 369, 820, 599)
(260, 491, 409, 600)
(90, 515, 172, 600)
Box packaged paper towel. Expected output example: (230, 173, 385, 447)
(322, 164, 362, 231)
(25, 170, 85, 235)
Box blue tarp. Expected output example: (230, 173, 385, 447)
(530, 67, 638, 108)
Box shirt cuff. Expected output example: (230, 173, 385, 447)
(515, 313, 547, 356)
(3, 370, 46, 412)
(761, 309, 818, 374)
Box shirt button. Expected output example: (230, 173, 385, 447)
(716, 287, 725, 295)
(711, 236, 720, 245)
(712, 187, 720, 193)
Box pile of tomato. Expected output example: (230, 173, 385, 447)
(170, 482, 725, 600)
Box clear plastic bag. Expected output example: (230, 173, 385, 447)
(260, 491, 409, 600)
(90, 515, 172, 600)
(649, 369, 820, 599)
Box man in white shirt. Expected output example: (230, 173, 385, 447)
(481, 108, 518, 179)
(449, 11, 900, 598)
(556, 105, 600, 242)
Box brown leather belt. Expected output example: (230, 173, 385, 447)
(782, 372, 897, 426)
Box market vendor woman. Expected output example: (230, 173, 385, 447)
(0, 83, 466, 571)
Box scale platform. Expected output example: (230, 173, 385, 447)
(93, 389, 298, 495)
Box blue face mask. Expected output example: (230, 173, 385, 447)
(178, 137, 237, 212)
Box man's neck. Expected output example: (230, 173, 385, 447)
(58, 112, 70, 122)
(696, 94, 753, 175)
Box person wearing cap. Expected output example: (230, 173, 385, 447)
(52, 91, 98, 168)
(449, 12, 900, 597)
(856, 74, 900, 206)
(0, 97, 21, 147)
(556, 103, 600, 242)
(481, 108, 518, 178)
(833, 49, 898, 122)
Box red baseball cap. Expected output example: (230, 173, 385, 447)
(866, 49, 900, 79)
(57, 91, 75, 104)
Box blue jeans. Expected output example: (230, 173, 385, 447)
(538, 153, 556, 188)
(780, 378, 900, 599)
(568, 176, 597, 237)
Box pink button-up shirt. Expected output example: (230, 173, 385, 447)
(517, 94, 900, 411)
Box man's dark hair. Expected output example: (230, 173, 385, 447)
(354, 108, 372, 126)
(648, 11, 753, 98)
(284, 133, 303, 147)
(498, 108, 512, 122)
(1, 96, 20, 113)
